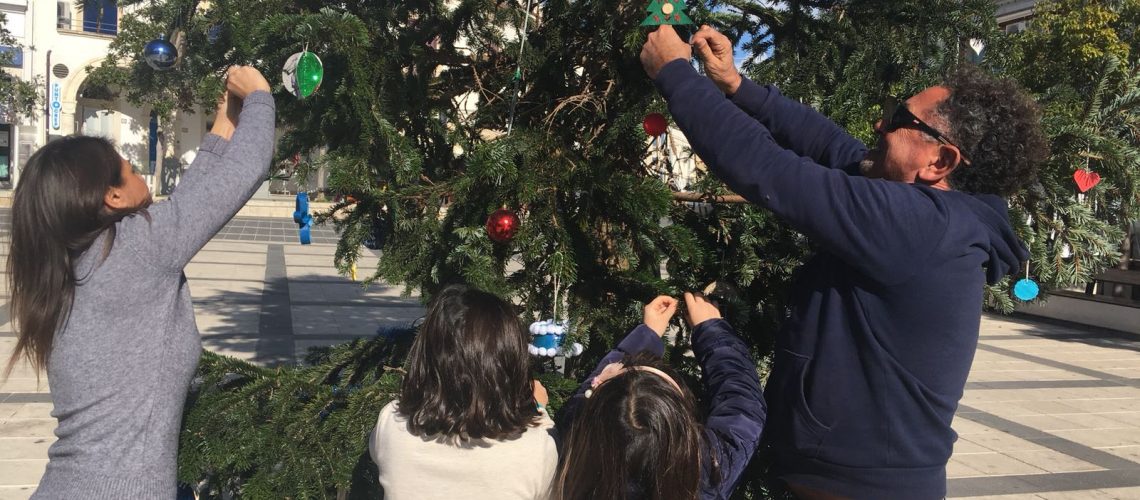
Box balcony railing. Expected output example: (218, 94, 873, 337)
(57, 17, 118, 36)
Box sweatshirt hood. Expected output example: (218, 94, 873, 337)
(968, 193, 1029, 285)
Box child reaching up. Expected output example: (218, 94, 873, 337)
(553, 293, 766, 500)
(370, 285, 557, 499)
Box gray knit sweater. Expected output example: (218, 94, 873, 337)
(32, 91, 275, 499)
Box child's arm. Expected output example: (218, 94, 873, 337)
(558, 296, 677, 429)
(680, 293, 765, 497)
(693, 317, 765, 497)
(557, 323, 662, 430)
(693, 319, 765, 496)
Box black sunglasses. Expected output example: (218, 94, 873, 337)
(881, 98, 971, 166)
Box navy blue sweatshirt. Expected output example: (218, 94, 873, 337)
(559, 320, 766, 499)
(654, 60, 1027, 499)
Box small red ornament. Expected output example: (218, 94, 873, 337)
(643, 113, 668, 136)
(486, 208, 520, 243)
(1073, 169, 1101, 193)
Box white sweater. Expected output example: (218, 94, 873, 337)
(369, 401, 558, 500)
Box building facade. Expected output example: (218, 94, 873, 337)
(0, 0, 210, 194)
(995, 0, 1037, 33)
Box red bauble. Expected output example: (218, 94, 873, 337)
(486, 209, 520, 243)
(643, 113, 668, 136)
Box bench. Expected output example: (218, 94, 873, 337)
(1085, 268, 1140, 305)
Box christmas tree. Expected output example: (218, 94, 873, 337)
(90, 0, 1140, 496)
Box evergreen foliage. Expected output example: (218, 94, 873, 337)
(92, 0, 1140, 497)
(0, 12, 40, 122)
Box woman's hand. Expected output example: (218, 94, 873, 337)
(225, 65, 271, 99)
(643, 295, 678, 336)
(209, 90, 239, 140)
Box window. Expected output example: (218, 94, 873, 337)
(82, 0, 117, 35)
(57, 2, 71, 29)
(1003, 20, 1030, 34)
(2, 11, 25, 38)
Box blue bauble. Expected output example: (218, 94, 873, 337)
(1013, 278, 1040, 301)
(143, 35, 178, 71)
(207, 24, 224, 44)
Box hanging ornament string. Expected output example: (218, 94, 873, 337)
(552, 271, 560, 322)
(505, 0, 536, 136)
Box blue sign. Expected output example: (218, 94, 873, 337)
(50, 82, 62, 131)
(0, 46, 22, 68)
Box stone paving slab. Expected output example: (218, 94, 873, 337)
(945, 316, 1140, 498)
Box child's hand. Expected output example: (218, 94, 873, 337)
(643, 295, 678, 336)
(532, 379, 549, 407)
(683, 292, 721, 328)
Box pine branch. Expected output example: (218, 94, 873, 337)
(671, 191, 749, 204)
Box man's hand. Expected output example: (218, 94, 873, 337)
(643, 295, 679, 336)
(683, 292, 722, 328)
(692, 25, 742, 95)
(225, 65, 271, 100)
(641, 25, 692, 80)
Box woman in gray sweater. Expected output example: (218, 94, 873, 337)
(3, 66, 274, 498)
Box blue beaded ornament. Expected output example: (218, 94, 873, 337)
(528, 320, 584, 358)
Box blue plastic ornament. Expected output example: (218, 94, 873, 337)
(1013, 278, 1040, 301)
(143, 34, 178, 71)
(293, 192, 312, 245)
(207, 24, 224, 44)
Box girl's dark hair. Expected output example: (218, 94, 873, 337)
(398, 284, 540, 440)
(554, 354, 709, 500)
(5, 136, 144, 378)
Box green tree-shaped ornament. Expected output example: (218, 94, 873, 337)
(641, 0, 693, 26)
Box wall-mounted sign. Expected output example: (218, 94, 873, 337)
(50, 82, 62, 130)
(0, 46, 23, 68)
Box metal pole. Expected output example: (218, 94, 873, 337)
(44, 49, 50, 145)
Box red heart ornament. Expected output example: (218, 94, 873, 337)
(1073, 169, 1101, 193)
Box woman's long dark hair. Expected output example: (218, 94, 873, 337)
(554, 355, 711, 500)
(398, 284, 540, 440)
(4, 136, 143, 379)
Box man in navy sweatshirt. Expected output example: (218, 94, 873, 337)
(640, 25, 1047, 499)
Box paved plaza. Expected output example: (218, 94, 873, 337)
(1, 213, 1140, 498)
